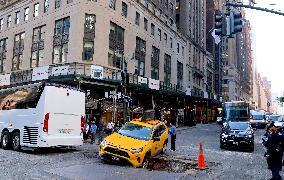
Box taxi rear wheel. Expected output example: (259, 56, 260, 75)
(161, 141, 167, 154)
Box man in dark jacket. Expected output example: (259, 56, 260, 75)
(263, 127, 283, 180)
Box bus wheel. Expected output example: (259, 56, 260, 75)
(1, 131, 11, 150)
(12, 132, 21, 151)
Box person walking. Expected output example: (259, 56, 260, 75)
(265, 120, 275, 137)
(106, 121, 114, 136)
(90, 120, 97, 144)
(83, 122, 89, 143)
(263, 126, 283, 180)
(169, 123, 177, 151)
(97, 122, 104, 145)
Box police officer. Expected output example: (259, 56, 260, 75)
(263, 126, 283, 180)
(265, 120, 275, 137)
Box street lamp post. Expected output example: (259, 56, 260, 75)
(115, 49, 128, 125)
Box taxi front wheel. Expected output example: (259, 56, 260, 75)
(142, 153, 150, 169)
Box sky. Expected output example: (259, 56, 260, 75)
(245, 0, 284, 94)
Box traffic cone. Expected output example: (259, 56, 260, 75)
(197, 142, 206, 169)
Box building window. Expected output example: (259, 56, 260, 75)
(83, 41, 94, 61)
(135, 12, 140, 26)
(83, 14, 96, 61)
(170, 37, 172, 48)
(170, 19, 173, 26)
(164, 54, 171, 86)
(0, 19, 3, 31)
(53, 17, 70, 64)
(84, 14, 96, 32)
(0, 38, 7, 73)
(34, 3, 39, 17)
(109, 0, 116, 9)
(177, 61, 183, 90)
(164, 33, 167, 44)
(7, 15, 11, 28)
(44, 0, 49, 13)
(144, 18, 148, 31)
(134, 37, 146, 76)
(12, 32, 25, 70)
(55, 0, 61, 9)
(121, 2, 127, 17)
(108, 22, 125, 69)
(170, 3, 173, 14)
(31, 25, 46, 68)
(182, 46, 184, 56)
(177, 43, 180, 53)
(24, 7, 29, 21)
(151, 23, 155, 36)
(158, 28, 161, 41)
(151, 46, 159, 80)
(15, 11, 20, 24)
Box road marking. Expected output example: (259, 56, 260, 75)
(200, 128, 209, 131)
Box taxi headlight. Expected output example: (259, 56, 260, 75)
(100, 139, 107, 147)
(130, 147, 144, 154)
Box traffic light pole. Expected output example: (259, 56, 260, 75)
(226, 2, 284, 16)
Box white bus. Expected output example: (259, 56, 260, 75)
(0, 82, 85, 151)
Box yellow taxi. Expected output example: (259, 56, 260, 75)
(99, 110, 168, 168)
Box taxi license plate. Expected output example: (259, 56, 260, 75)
(111, 156, 119, 161)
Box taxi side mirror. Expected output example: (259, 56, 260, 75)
(153, 136, 160, 142)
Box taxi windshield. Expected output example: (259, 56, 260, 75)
(118, 123, 153, 141)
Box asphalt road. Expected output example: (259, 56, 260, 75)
(0, 123, 282, 180)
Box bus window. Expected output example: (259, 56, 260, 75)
(0, 84, 44, 110)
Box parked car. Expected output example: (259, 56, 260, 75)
(275, 115, 284, 128)
(99, 110, 168, 168)
(220, 121, 254, 152)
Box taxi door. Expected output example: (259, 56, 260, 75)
(151, 126, 162, 156)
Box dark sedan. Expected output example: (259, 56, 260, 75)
(220, 121, 254, 152)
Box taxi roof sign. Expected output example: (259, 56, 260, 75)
(140, 109, 155, 122)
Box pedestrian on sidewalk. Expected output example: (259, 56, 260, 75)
(169, 123, 177, 151)
(83, 122, 89, 143)
(90, 120, 97, 144)
(97, 121, 104, 145)
(263, 126, 283, 180)
(106, 121, 114, 136)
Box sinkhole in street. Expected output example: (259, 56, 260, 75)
(146, 155, 218, 174)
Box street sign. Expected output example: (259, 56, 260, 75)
(91, 65, 104, 80)
(186, 87, 191, 96)
(0, 74, 10, 86)
(52, 65, 69, 76)
(138, 76, 148, 84)
(32, 66, 49, 81)
(148, 78, 160, 90)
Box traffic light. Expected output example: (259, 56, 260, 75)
(230, 11, 243, 34)
(215, 11, 223, 36)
